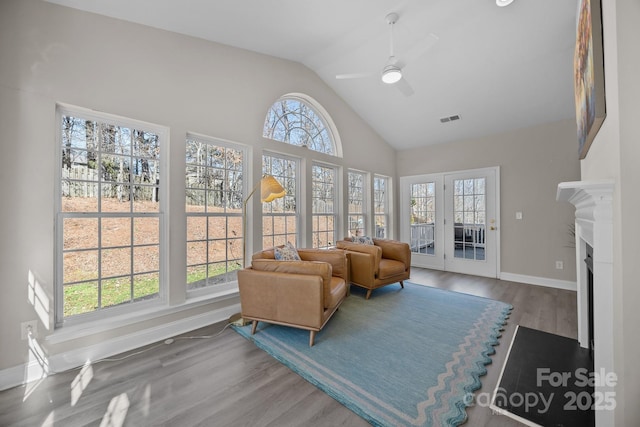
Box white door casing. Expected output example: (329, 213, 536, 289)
(400, 167, 500, 278)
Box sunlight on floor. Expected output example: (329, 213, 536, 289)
(42, 410, 55, 427)
(71, 361, 94, 406)
(100, 393, 130, 427)
(141, 384, 151, 417)
(23, 335, 50, 402)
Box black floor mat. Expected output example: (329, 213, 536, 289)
(491, 325, 595, 427)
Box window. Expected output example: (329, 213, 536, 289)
(186, 136, 245, 291)
(347, 170, 367, 238)
(374, 175, 390, 239)
(263, 95, 339, 156)
(311, 163, 337, 248)
(410, 182, 436, 255)
(262, 153, 298, 248)
(57, 108, 164, 324)
(453, 178, 486, 260)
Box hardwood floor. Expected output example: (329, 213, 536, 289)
(0, 268, 578, 427)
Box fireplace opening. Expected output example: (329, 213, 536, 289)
(585, 243, 594, 358)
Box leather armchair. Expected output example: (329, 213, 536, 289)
(237, 247, 349, 346)
(336, 238, 411, 299)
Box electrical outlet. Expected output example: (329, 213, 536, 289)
(556, 261, 564, 270)
(21, 320, 38, 340)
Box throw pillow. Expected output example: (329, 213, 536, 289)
(351, 235, 374, 245)
(274, 241, 301, 261)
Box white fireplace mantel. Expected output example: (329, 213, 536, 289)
(557, 180, 614, 252)
(557, 179, 614, 427)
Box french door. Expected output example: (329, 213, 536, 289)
(400, 167, 500, 278)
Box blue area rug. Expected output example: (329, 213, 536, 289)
(232, 283, 512, 426)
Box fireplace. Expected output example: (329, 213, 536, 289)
(585, 243, 594, 356)
(557, 180, 614, 427)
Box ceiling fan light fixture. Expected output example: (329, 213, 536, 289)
(496, 0, 514, 6)
(382, 64, 402, 84)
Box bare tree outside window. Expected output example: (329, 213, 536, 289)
(374, 175, 389, 239)
(348, 171, 367, 237)
(186, 137, 244, 290)
(312, 164, 337, 248)
(58, 113, 162, 321)
(263, 97, 335, 155)
(262, 154, 298, 248)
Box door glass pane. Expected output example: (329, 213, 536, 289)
(453, 178, 486, 260)
(410, 183, 435, 255)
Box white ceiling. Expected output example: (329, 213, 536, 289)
(44, 0, 579, 150)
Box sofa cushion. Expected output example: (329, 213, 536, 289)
(373, 238, 411, 263)
(336, 240, 381, 257)
(336, 240, 382, 274)
(252, 249, 275, 260)
(297, 248, 348, 280)
(274, 242, 301, 261)
(378, 259, 407, 280)
(326, 277, 347, 309)
(251, 259, 331, 291)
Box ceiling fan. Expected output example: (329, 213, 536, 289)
(336, 12, 438, 96)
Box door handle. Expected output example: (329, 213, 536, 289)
(490, 226, 496, 231)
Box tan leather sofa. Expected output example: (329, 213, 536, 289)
(336, 238, 411, 299)
(237, 247, 349, 347)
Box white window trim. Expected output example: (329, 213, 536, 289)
(264, 93, 343, 158)
(54, 103, 170, 328)
(46, 289, 238, 345)
(374, 174, 392, 239)
(347, 169, 370, 237)
(311, 161, 340, 248)
(185, 133, 249, 298)
(261, 151, 301, 249)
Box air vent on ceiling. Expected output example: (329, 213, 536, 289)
(440, 114, 461, 123)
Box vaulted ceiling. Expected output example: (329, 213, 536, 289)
(44, 0, 579, 150)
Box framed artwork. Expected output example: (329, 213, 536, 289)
(574, 0, 606, 160)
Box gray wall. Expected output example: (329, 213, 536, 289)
(0, 0, 395, 372)
(397, 119, 581, 282)
(580, 0, 640, 424)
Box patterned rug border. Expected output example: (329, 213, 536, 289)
(233, 283, 512, 427)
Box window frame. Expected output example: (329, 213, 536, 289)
(311, 162, 339, 249)
(262, 93, 343, 158)
(185, 134, 247, 297)
(373, 174, 390, 239)
(347, 169, 369, 238)
(261, 152, 300, 249)
(54, 104, 169, 328)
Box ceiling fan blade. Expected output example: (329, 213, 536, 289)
(336, 72, 372, 80)
(335, 12, 432, 99)
(394, 77, 414, 96)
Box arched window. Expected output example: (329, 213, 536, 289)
(263, 94, 341, 157)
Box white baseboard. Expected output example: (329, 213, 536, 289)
(0, 303, 240, 391)
(0, 358, 49, 393)
(500, 272, 576, 291)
